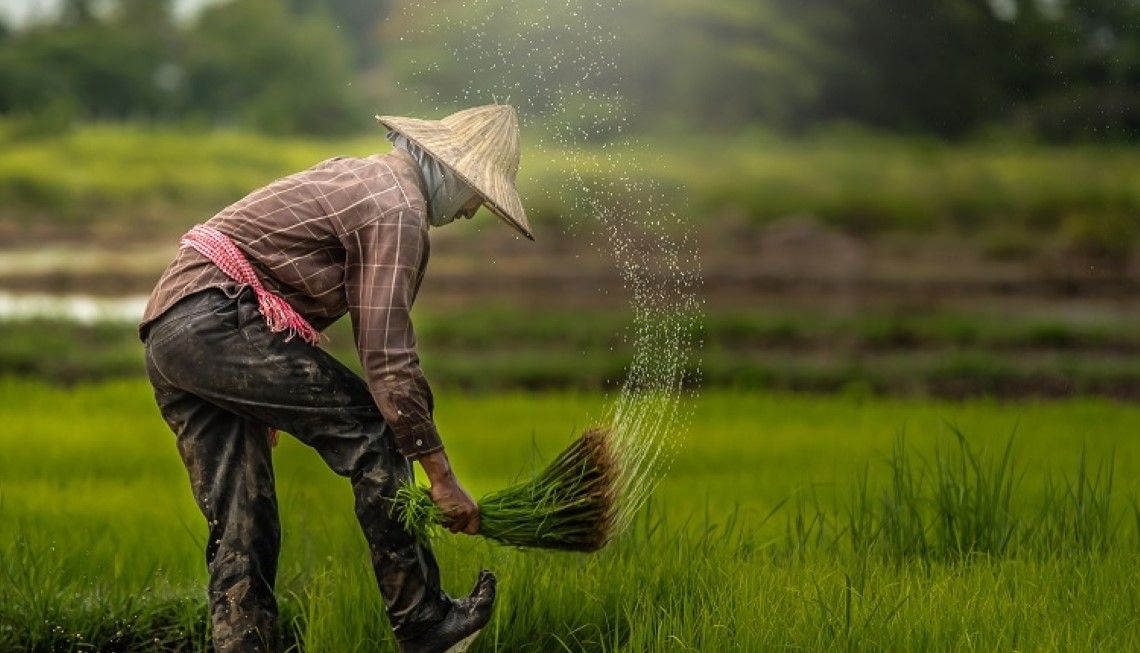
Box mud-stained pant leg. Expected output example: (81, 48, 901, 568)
(351, 446, 449, 639)
(144, 288, 450, 641)
(146, 362, 281, 653)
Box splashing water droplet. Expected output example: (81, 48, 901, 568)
(401, 0, 703, 542)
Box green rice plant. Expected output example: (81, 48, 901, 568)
(396, 427, 620, 552)
(1033, 446, 1122, 555)
(878, 435, 931, 560)
(6, 382, 1140, 650)
(783, 487, 832, 561)
(930, 426, 1018, 558)
(866, 429, 1023, 560)
(0, 533, 212, 652)
(781, 428, 1140, 564)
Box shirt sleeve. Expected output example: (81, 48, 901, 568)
(341, 206, 442, 459)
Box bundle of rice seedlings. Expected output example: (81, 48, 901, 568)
(393, 245, 700, 552)
(395, 427, 620, 552)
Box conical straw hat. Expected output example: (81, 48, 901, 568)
(376, 104, 533, 241)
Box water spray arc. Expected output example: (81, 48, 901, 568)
(392, 0, 702, 551)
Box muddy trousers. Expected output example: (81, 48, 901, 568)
(142, 288, 450, 652)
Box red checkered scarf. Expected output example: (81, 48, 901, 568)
(180, 224, 321, 346)
(180, 224, 323, 448)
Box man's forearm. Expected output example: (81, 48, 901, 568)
(417, 449, 454, 485)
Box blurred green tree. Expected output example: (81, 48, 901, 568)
(0, 16, 170, 121)
(60, 0, 97, 26)
(288, 0, 391, 66)
(0, 0, 1134, 139)
(786, 0, 1139, 139)
(0, 0, 179, 122)
(784, 0, 1020, 136)
(383, 0, 822, 135)
(182, 0, 366, 134)
(612, 0, 823, 131)
(1011, 0, 1140, 140)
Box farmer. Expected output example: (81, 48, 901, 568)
(139, 104, 533, 653)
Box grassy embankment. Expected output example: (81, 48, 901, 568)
(7, 308, 1140, 399)
(2, 121, 1138, 246)
(2, 379, 1139, 651)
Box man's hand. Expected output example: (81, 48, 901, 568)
(418, 450, 480, 535)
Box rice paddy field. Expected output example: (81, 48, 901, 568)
(3, 123, 1140, 653)
(2, 378, 1139, 652)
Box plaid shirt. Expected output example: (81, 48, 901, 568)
(139, 149, 444, 459)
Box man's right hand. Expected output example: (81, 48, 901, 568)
(418, 450, 481, 535)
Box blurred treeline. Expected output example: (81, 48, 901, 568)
(0, 0, 1136, 140)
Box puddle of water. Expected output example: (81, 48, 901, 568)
(0, 246, 175, 276)
(0, 292, 148, 323)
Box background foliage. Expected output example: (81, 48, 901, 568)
(0, 0, 1136, 139)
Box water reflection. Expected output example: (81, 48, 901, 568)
(0, 292, 147, 323)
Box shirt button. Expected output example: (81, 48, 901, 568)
(415, 439, 423, 446)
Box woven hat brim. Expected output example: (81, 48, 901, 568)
(376, 114, 534, 241)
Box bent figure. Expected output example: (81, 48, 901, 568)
(139, 105, 533, 653)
